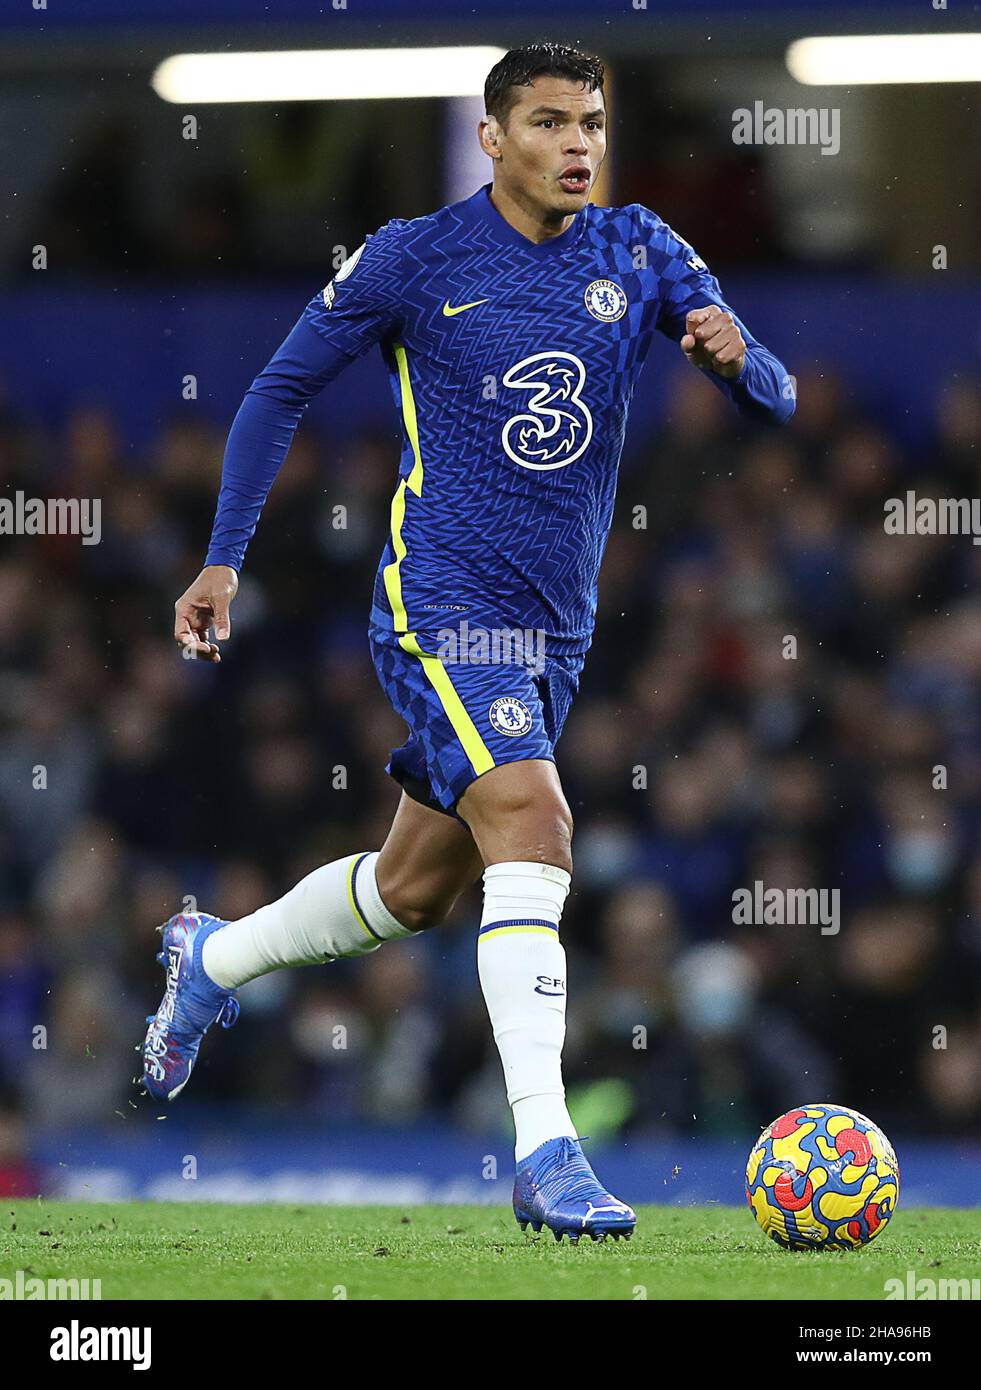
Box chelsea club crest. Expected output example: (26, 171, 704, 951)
(584, 279, 627, 323)
(488, 696, 533, 738)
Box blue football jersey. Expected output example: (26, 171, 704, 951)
(207, 183, 794, 656)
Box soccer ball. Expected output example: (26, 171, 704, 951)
(745, 1103, 900, 1250)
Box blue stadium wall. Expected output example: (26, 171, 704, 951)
(30, 1117, 981, 1207)
(1, 277, 977, 453)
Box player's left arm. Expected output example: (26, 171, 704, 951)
(652, 223, 796, 425)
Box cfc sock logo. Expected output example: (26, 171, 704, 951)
(535, 975, 565, 996)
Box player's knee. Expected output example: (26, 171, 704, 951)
(538, 795, 574, 859)
(528, 786, 574, 845)
(481, 787, 573, 865)
(380, 882, 455, 933)
(399, 901, 451, 933)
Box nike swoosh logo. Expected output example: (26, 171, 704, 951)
(442, 297, 490, 317)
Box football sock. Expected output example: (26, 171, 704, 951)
(200, 851, 415, 989)
(476, 860, 578, 1162)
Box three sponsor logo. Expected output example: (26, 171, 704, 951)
(498, 280, 626, 470)
(501, 349, 593, 470)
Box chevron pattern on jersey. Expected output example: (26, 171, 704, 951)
(307, 184, 766, 659)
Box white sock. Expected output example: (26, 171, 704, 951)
(201, 851, 414, 989)
(476, 860, 578, 1163)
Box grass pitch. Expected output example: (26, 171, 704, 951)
(4, 1202, 979, 1300)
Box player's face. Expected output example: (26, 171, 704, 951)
(492, 77, 607, 218)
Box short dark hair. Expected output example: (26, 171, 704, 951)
(484, 43, 605, 125)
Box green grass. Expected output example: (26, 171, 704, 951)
(3, 1202, 979, 1300)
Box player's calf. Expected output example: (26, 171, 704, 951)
(140, 798, 482, 1101)
(199, 850, 418, 990)
(140, 852, 418, 1102)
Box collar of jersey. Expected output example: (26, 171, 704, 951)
(471, 183, 585, 256)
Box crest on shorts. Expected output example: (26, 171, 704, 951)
(488, 696, 533, 738)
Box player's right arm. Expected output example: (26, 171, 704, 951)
(174, 226, 405, 661)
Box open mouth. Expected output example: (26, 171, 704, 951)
(558, 166, 590, 195)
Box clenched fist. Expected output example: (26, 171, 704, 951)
(680, 305, 746, 379)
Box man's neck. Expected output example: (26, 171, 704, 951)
(489, 181, 575, 246)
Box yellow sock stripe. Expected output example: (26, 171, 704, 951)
(478, 925, 558, 943)
(382, 343, 424, 634)
(345, 854, 377, 941)
(398, 631, 496, 777)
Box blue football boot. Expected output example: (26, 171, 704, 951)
(513, 1135, 636, 1243)
(141, 913, 240, 1102)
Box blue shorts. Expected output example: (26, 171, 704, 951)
(368, 624, 583, 818)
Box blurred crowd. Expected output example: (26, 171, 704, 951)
(0, 360, 979, 1198)
(10, 97, 785, 283)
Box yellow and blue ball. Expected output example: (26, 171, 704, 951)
(746, 1103, 900, 1250)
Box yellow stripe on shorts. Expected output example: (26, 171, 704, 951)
(398, 631, 496, 778)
